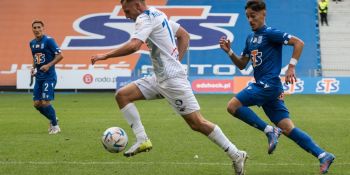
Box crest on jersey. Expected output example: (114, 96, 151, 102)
(61, 6, 239, 52)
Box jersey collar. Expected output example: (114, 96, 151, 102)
(254, 25, 267, 34)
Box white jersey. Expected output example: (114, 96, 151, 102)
(132, 7, 187, 82)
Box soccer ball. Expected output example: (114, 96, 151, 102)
(101, 127, 128, 153)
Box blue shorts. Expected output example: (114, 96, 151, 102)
(33, 79, 57, 101)
(235, 83, 289, 125)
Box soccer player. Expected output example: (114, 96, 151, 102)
(219, 0, 335, 174)
(30, 20, 63, 134)
(91, 0, 247, 174)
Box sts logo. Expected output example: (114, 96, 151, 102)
(61, 6, 238, 52)
(283, 78, 304, 94)
(316, 78, 340, 93)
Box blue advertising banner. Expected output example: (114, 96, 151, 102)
(134, 0, 319, 77)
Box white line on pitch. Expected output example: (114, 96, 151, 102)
(0, 161, 349, 166)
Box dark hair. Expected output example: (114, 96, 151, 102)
(120, 0, 145, 4)
(245, 0, 266, 11)
(32, 20, 44, 27)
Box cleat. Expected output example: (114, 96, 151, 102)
(123, 139, 152, 157)
(319, 152, 335, 174)
(232, 151, 248, 175)
(48, 118, 59, 132)
(49, 125, 61, 135)
(266, 127, 282, 154)
(48, 123, 53, 132)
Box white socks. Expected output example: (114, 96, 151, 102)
(121, 103, 148, 142)
(208, 125, 241, 160)
(264, 125, 274, 133)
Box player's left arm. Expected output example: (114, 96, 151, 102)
(285, 36, 304, 84)
(175, 26, 190, 62)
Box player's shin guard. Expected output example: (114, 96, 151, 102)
(35, 106, 51, 120)
(234, 107, 267, 132)
(287, 128, 324, 157)
(41, 105, 58, 126)
(121, 103, 148, 142)
(208, 125, 241, 160)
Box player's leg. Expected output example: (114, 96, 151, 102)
(33, 79, 53, 128)
(182, 111, 247, 175)
(39, 79, 59, 134)
(229, 84, 281, 154)
(278, 119, 335, 174)
(159, 77, 247, 175)
(117, 76, 161, 157)
(265, 99, 335, 174)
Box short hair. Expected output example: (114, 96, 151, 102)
(32, 20, 44, 27)
(245, 0, 266, 11)
(120, 0, 145, 4)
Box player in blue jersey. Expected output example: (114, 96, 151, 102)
(219, 0, 334, 174)
(30, 20, 63, 134)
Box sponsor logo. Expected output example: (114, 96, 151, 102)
(316, 78, 340, 93)
(251, 50, 262, 67)
(192, 79, 233, 93)
(61, 6, 238, 51)
(83, 74, 94, 84)
(283, 78, 304, 94)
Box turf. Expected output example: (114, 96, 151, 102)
(0, 93, 349, 175)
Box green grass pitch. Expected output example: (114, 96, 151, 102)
(0, 93, 349, 175)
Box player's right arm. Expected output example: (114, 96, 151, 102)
(91, 13, 152, 65)
(91, 39, 143, 65)
(219, 36, 250, 70)
(29, 42, 36, 76)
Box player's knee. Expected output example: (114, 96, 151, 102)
(227, 102, 238, 115)
(279, 124, 294, 135)
(41, 101, 50, 107)
(33, 102, 41, 109)
(115, 89, 124, 102)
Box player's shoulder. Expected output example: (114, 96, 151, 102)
(45, 35, 55, 41)
(265, 26, 283, 34)
(137, 7, 164, 21)
(29, 38, 36, 45)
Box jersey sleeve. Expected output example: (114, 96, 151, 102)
(169, 20, 180, 34)
(266, 28, 291, 45)
(131, 14, 153, 42)
(47, 38, 61, 55)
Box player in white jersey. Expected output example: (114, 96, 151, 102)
(91, 1, 247, 174)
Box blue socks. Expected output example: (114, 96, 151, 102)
(35, 105, 58, 126)
(234, 106, 268, 132)
(287, 128, 324, 157)
(35, 106, 51, 120)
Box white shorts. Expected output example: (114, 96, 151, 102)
(133, 75, 200, 115)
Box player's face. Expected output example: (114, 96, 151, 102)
(122, 1, 142, 21)
(32, 23, 44, 39)
(246, 8, 265, 31)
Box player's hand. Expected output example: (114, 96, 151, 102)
(39, 64, 50, 72)
(285, 65, 297, 85)
(91, 54, 108, 65)
(219, 36, 231, 53)
(30, 67, 36, 76)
